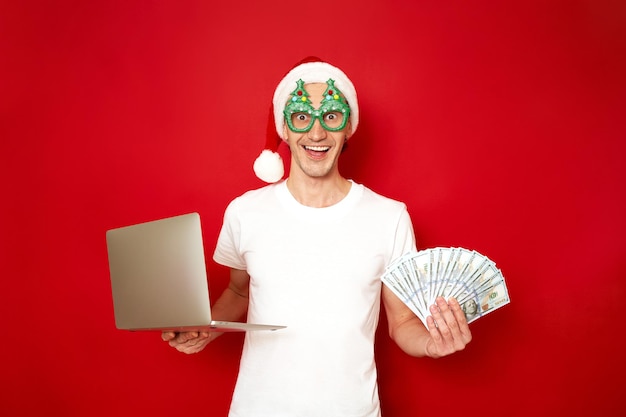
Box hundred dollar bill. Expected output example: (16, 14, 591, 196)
(381, 268, 427, 324)
(472, 280, 510, 322)
(449, 262, 500, 303)
(457, 272, 509, 322)
(431, 248, 453, 305)
(398, 261, 428, 315)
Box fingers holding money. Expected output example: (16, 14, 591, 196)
(425, 297, 472, 358)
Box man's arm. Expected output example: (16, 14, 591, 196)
(162, 268, 250, 354)
(382, 285, 472, 358)
(210, 268, 250, 323)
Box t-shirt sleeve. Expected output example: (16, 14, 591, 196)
(212, 198, 247, 270)
(390, 205, 417, 263)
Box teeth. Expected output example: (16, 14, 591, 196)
(305, 146, 330, 152)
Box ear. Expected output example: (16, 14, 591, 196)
(345, 121, 352, 140)
(282, 123, 289, 141)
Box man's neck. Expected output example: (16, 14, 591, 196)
(285, 173, 352, 208)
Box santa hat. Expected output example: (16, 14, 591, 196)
(253, 57, 359, 183)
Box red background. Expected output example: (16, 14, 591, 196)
(2, 1, 625, 416)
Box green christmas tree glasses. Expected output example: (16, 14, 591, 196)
(283, 79, 351, 133)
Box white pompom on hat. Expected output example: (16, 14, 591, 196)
(253, 56, 359, 183)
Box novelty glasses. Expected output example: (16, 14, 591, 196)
(283, 79, 351, 133)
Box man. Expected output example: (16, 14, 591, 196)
(162, 57, 472, 416)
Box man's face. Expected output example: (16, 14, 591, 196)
(282, 82, 352, 180)
(463, 299, 478, 315)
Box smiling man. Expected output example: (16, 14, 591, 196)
(282, 79, 348, 181)
(163, 57, 472, 417)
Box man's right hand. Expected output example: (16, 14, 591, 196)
(161, 331, 212, 354)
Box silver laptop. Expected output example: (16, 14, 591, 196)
(106, 212, 285, 332)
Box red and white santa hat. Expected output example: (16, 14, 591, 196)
(253, 57, 359, 183)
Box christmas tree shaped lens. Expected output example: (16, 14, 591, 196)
(318, 79, 350, 131)
(284, 79, 315, 132)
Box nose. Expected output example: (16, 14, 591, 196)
(307, 118, 327, 141)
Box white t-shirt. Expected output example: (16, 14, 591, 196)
(213, 180, 416, 417)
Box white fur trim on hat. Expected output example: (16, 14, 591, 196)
(253, 149, 284, 183)
(272, 61, 359, 140)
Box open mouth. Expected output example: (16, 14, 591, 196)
(304, 145, 330, 153)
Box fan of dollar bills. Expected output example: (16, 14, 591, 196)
(382, 247, 510, 325)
